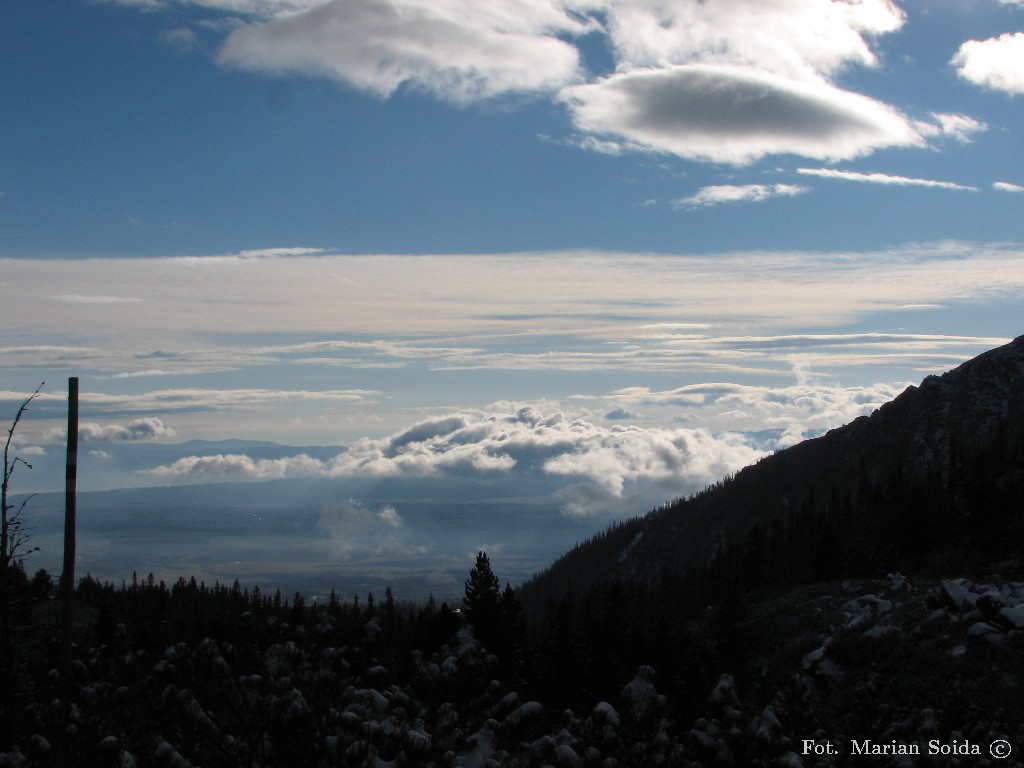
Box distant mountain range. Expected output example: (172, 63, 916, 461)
(522, 334, 1024, 606)
(14, 473, 595, 603)
(10, 337, 1024, 762)
(15, 337, 1023, 608)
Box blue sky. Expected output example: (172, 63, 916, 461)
(2, 0, 1024, 519)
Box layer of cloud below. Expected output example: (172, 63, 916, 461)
(43, 417, 176, 444)
(602, 379, 909, 448)
(149, 387, 906, 515)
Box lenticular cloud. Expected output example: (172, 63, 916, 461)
(210, 0, 922, 163)
(562, 64, 921, 165)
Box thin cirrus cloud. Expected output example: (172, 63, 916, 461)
(77, 387, 379, 415)
(994, 181, 1024, 193)
(53, 294, 143, 305)
(707, 333, 1004, 351)
(3, 246, 1019, 471)
(796, 167, 979, 191)
(3, 387, 379, 445)
(4, 245, 1024, 379)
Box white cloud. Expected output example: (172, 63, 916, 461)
(994, 181, 1024, 193)
(316, 500, 406, 557)
(706, 332, 999, 350)
(6, 246, 1024, 340)
(150, 406, 767, 515)
(53, 294, 143, 305)
(159, 26, 200, 50)
(601, 379, 909, 447)
(101, 0, 317, 17)
(641, 323, 713, 331)
(84, 417, 177, 442)
(82, 387, 377, 414)
(952, 32, 1024, 96)
(110, 369, 202, 379)
(674, 183, 808, 208)
(44, 417, 176, 443)
(559, 0, 917, 163)
(153, 452, 327, 478)
(562, 65, 921, 165)
(3, 247, 1023, 412)
(377, 505, 403, 528)
(174, 246, 326, 265)
(921, 112, 988, 144)
(255, 338, 480, 362)
(598, 0, 904, 78)
(796, 167, 978, 191)
(541, 423, 762, 508)
(0, 345, 102, 358)
(218, 0, 590, 103)
(116, 0, 910, 89)
(120, 0, 924, 164)
(574, 135, 627, 156)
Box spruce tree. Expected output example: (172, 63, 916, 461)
(463, 551, 501, 649)
(498, 583, 528, 684)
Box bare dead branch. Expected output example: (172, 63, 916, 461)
(3, 383, 45, 565)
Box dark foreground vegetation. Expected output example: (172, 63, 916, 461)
(1, 550, 1024, 767)
(1, 337, 1023, 766)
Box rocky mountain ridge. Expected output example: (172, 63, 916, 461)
(523, 334, 1024, 606)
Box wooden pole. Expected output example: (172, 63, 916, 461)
(59, 377, 78, 760)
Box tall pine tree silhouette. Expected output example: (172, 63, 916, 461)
(463, 551, 501, 650)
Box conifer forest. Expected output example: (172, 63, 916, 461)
(3, 338, 1024, 766)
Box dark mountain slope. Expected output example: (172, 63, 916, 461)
(522, 334, 1024, 608)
